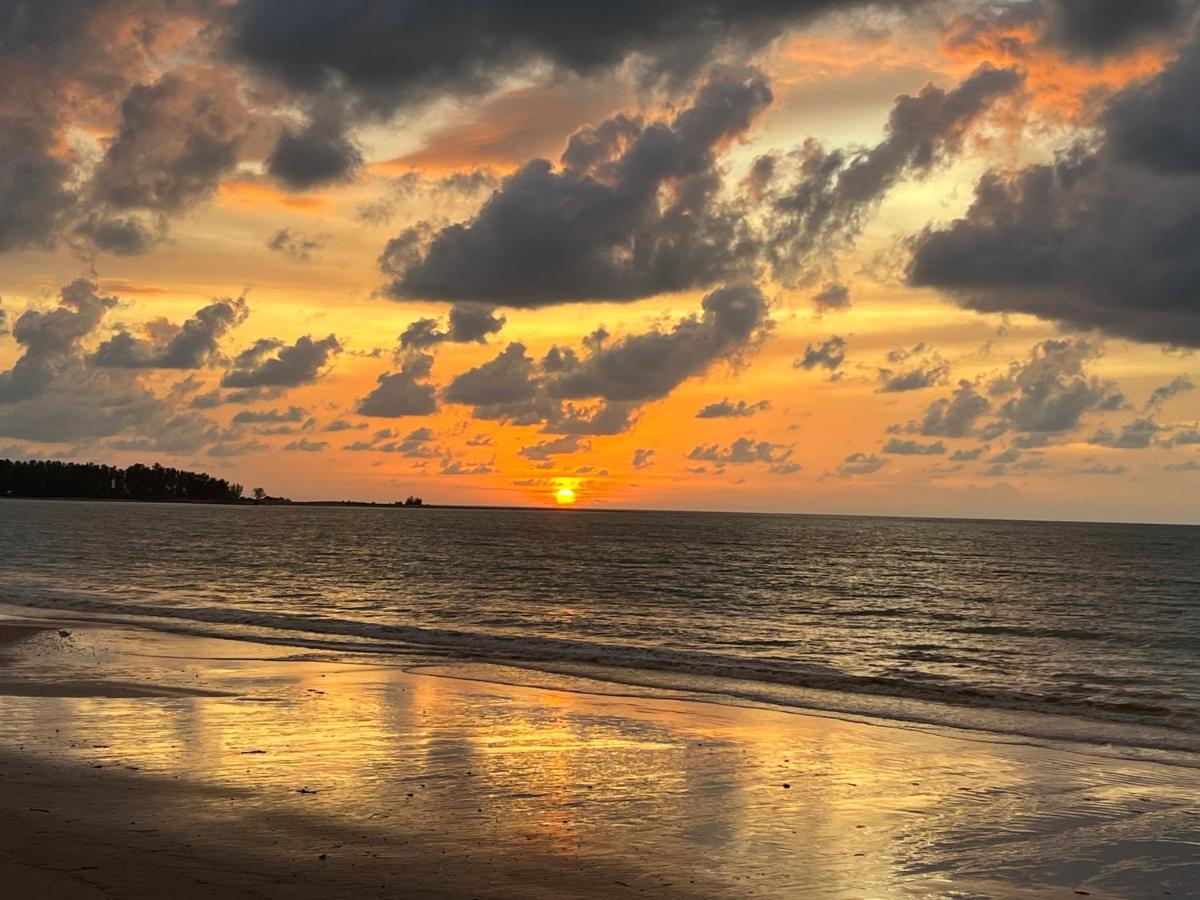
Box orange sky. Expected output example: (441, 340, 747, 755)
(2, 2, 1198, 522)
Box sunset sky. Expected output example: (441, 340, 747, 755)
(3, 0, 1200, 521)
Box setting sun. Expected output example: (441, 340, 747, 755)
(554, 488, 577, 505)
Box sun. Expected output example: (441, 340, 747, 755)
(554, 487, 577, 506)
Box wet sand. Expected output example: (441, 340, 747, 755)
(0, 617, 1197, 898)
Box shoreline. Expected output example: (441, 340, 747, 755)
(1, 617, 1198, 897)
(4, 495, 1200, 528)
(4, 600, 1196, 767)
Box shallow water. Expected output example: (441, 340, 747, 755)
(2, 499, 1199, 755)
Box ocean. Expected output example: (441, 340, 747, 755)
(3, 499, 1199, 760)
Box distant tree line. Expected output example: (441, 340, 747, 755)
(0, 459, 244, 503)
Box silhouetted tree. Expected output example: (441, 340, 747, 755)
(0, 459, 243, 503)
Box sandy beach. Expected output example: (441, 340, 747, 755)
(0, 616, 1196, 899)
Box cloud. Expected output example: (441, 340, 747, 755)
(696, 398, 770, 418)
(230, 0, 925, 113)
(231, 406, 307, 425)
(356, 351, 439, 417)
(444, 343, 540, 411)
(0, 118, 75, 252)
(1088, 417, 1165, 449)
(838, 452, 886, 476)
(266, 100, 364, 189)
(93, 297, 248, 369)
(221, 334, 341, 388)
(1041, 0, 1193, 57)
(1073, 462, 1128, 476)
(397, 306, 506, 350)
(283, 438, 327, 452)
(883, 438, 946, 455)
(986, 339, 1119, 433)
(444, 285, 769, 432)
(544, 284, 770, 402)
(950, 445, 989, 462)
(0, 279, 219, 450)
(632, 448, 656, 469)
(1145, 375, 1196, 411)
(877, 342, 950, 393)
(688, 437, 793, 465)
(1165, 458, 1200, 472)
(88, 68, 252, 215)
(811, 281, 850, 313)
(267, 228, 326, 262)
(755, 64, 1023, 284)
(795, 335, 846, 371)
(519, 435, 588, 460)
(910, 35, 1200, 347)
(448, 305, 506, 344)
(0, 280, 117, 403)
(909, 380, 991, 438)
(382, 67, 772, 305)
(441, 459, 495, 475)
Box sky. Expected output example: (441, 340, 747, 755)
(2, 0, 1200, 522)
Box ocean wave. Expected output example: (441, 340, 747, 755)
(5, 589, 1199, 758)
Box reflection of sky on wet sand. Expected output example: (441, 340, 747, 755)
(1, 625, 1198, 898)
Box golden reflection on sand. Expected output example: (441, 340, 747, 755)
(0, 623, 1196, 898)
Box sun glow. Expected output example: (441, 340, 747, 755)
(554, 488, 577, 505)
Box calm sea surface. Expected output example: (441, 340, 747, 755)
(3, 500, 1199, 757)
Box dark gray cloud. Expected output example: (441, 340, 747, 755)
(0, 279, 219, 450)
(950, 445, 988, 462)
(688, 437, 794, 468)
(88, 69, 251, 213)
(444, 284, 768, 432)
(356, 351, 439, 417)
(696, 398, 770, 418)
(910, 380, 991, 438)
(883, 438, 946, 455)
(266, 228, 326, 262)
(1165, 457, 1200, 472)
(1165, 427, 1200, 447)
(1042, 0, 1193, 57)
(0, 2, 239, 255)
(283, 438, 327, 452)
(795, 335, 846, 371)
(230, 0, 924, 113)
(812, 281, 850, 313)
(397, 306, 506, 351)
(1104, 32, 1200, 174)
(910, 36, 1200, 347)
(632, 448, 656, 469)
(838, 451, 886, 476)
(448, 305, 506, 343)
(70, 213, 163, 256)
(544, 284, 770, 402)
(382, 67, 772, 304)
(877, 343, 949, 393)
(1146, 375, 1196, 411)
(755, 64, 1022, 284)
(1088, 417, 1165, 449)
(986, 339, 1120, 434)
(0, 280, 117, 403)
(444, 343, 539, 410)
(266, 101, 363, 190)
(519, 435, 588, 460)
(231, 406, 307, 425)
(0, 119, 75, 252)
(221, 334, 341, 388)
(93, 297, 248, 369)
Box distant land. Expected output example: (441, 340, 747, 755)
(0, 458, 426, 508)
